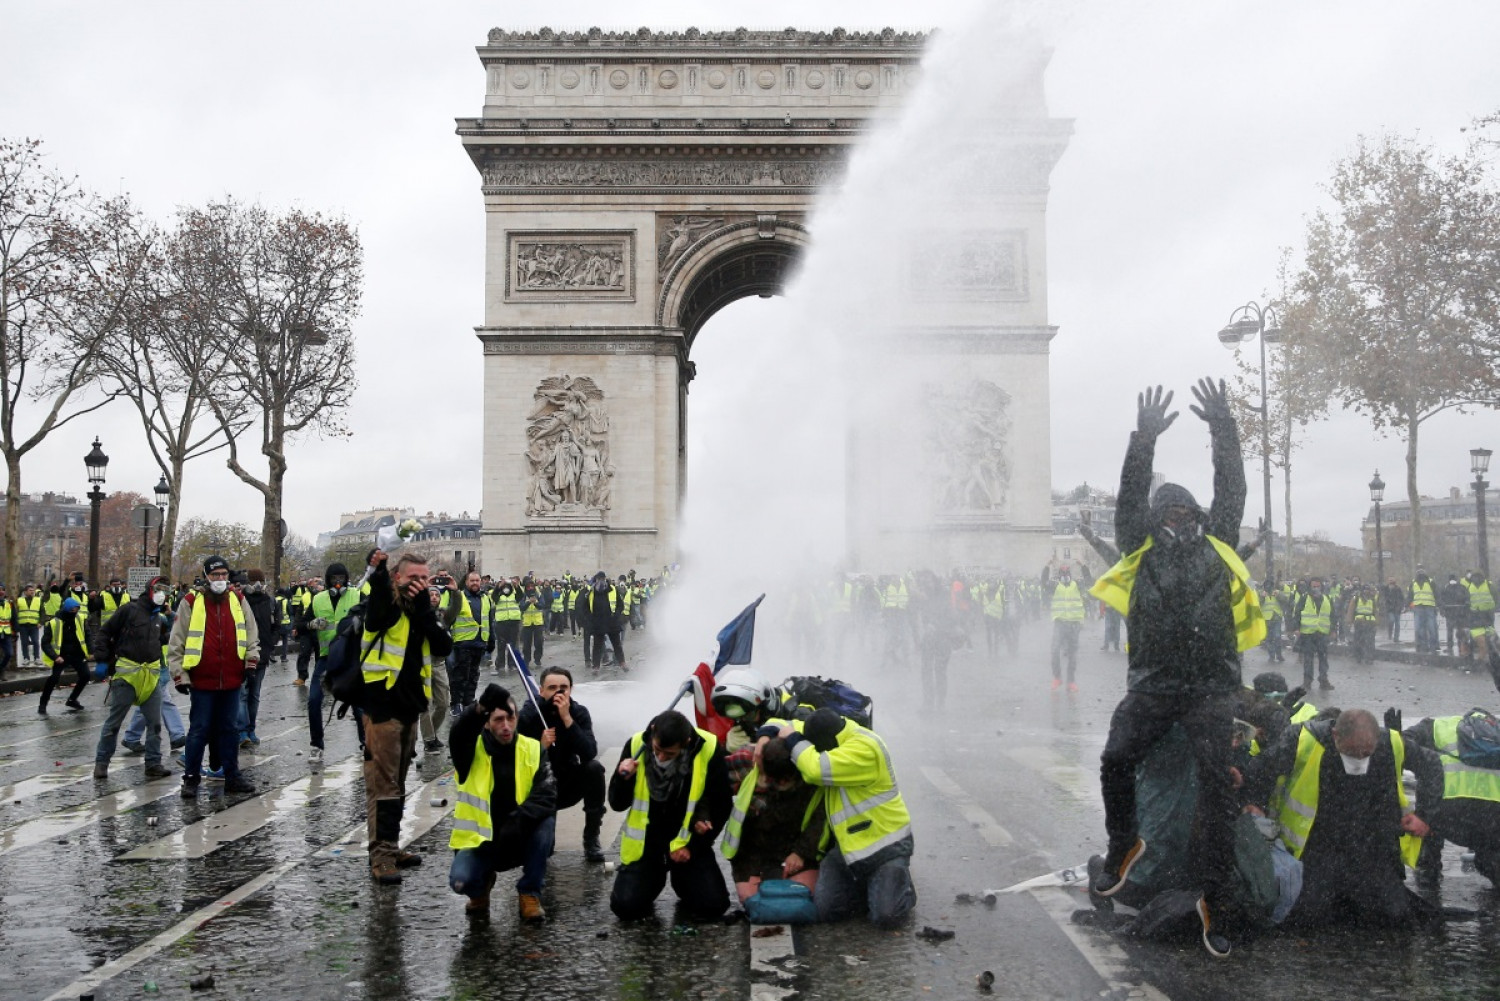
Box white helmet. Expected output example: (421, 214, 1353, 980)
(711, 668, 776, 721)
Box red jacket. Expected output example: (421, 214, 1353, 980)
(183, 592, 249, 691)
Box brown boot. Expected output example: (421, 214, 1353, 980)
(395, 851, 423, 869)
(370, 861, 403, 885)
(465, 873, 496, 916)
(518, 893, 546, 924)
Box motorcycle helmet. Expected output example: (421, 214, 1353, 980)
(711, 668, 776, 722)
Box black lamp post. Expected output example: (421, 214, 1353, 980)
(1473, 448, 1492, 580)
(84, 437, 109, 586)
(1218, 301, 1283, 580)
(154, 475, 170, 566)
(1369, 470, 1386, 586)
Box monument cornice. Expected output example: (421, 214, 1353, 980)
(871, 325, 1059, 355)
(481, 26, 929, 53)
(476, 326, 685, 357)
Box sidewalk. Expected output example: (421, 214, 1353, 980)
(0, 660, 62, 697)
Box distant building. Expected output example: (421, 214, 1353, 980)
(316, 507, 413, 554)
(1360, 486, 1498, 576)
(0, 491, 90, 583)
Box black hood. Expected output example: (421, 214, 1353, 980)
(325, 562, 350, 586)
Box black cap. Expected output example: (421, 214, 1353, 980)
(803, 708, 847, 751)
(203, 556, 229, 576)
(1252, 672, 1289, 696)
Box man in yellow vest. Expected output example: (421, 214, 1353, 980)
(359, 551, 453, 884)
(1088, 379, 1255, 959)
(168, 557, 259, 798)
(304, 562, 363, 768)
(441, 571, 493, 718)
(1466, 569, 1497, 661)
(607, 710, 732, 920)
(1243, 708, 1443, 927)
(1409, 566, 1440, 655)
(1295, 578, 1335, 691)
(1349, 584, 1379, 665)
(1403, 710, 1500, 888)
(491, 578, 522, 654)
(447, 683, 556, 921)
(38, 596, 91, 715)
(1047, 565, 1085, 692)
(0, 582, 13, 680)
(16, 582, 43, 668)
(584, 572, 627, 672)
(94, 575, 174, 780)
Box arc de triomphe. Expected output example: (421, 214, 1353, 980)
(458, 27, 1071, 575)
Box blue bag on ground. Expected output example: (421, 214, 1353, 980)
(1457, 708, 1500, 769)
(743, 880, 818, 924)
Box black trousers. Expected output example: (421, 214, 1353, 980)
(1100, 690, 1237, 906)
(520, 624, 545, 666)
(449, 644, 485, 710)
(39, 656, 89, 709)
(296, 632, 315, 680)
(1288, 852, 1428, 927)
(493, 620, 520, 653)
(1301, 633, 1330, 684)
(589, 630, 625, 670)
(555, 759, 607, 813)
(610, 839, 728, 921)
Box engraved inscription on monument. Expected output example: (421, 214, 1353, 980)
(525, 375, 614, 521)
(909, 230, 1028, 301)
(926, 379, 1012, 515)
(507, 232, 634, 302)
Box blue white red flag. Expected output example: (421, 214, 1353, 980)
(674, 595, 765, 741)
(505, 643, 546, 717)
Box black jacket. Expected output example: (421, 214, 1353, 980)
(362, 562, 453, 724)
(245, 591, 276, 666)
(583, 585, 622, 634)
(101, 595, 169, 667)
(607, 728, 732, 853)
(517, 697, 600, 775)
(1114, 418, 1246, 696)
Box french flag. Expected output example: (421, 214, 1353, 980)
(681, 595, 764, 741)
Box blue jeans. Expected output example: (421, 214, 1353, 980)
(97, 677, 163, 766)
(184, 689, 244, 782)
(814, 843, 916, 929)
(307, 655, 364, 750)
(1414, 607, 1439, 652)
(449, 815, 556, 897)
(237, 665, 266, 737)
(126, 665, 185, 743)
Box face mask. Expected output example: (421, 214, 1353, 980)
(500, 586, 512, 595)
(250, 582, 264, 593)
(153, 590, 167, 606)
(209, 580, 229, 595)
(1339, 753, 1371, 776)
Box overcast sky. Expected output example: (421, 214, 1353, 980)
(4, 0, 1499, 557)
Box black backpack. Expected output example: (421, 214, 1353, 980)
(322, 601, 382, 716)
(778, 675, 875, 729)
(1456, 708, 1500, 770)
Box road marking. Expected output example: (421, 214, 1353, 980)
(920, 766, 1014, 846)
(0, 725, 93, 749)
(38, 774, 452, 1001)
(749, 923, 801, 1001)
(119, 754, 347, 860)
(1001, 746, 1097, 803)
(1028, 886, 1171, 1001)
(0, 761, 95, 801)
(0, 774, 181, 856)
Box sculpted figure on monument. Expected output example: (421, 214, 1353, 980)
(928, 379, 1013, 514)
(525, 375, 614, 517)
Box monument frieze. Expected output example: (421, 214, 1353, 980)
(481, 154, 843, 192)
(506, 231, 634, 302)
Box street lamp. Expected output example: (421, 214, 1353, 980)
(1473, 448, 1492, 580)
(1369, 470, 1386, 586)
(154, 475, 170, 566)
(1217, 301, 1283, 580)
(84, 437, 109, 586)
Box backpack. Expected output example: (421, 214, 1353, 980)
(1456, 708, 1500, 770)
(742, 879, 818, 925)
(779, 675, 875, 730)
(323, 601, 379, 715)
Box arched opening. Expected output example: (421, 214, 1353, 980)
(677, 240, 801, 352)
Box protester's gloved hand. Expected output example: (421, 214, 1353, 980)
(1136, 385, 1178, 438)
(478, 683, 507, 716)
(1189, 376, 1233, 425)
(1384, 706, 1403, 733)
(1282, 685, 1307, 711)
(93, 662, 110, 681)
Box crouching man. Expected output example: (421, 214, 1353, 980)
(449, 683, 556, 922)
(608, 710, 732, 921)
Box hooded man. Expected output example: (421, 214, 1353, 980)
(1441, 574, 1471, 656)
(169, 556, 260, 797)
(38, 595, 90, 715)
(238, 568, 277, 748)
(305, 561, 363, 768)
(94, 575, 174, 780)
(1088, 378, 1258, 959)
(584, 572, 627, 672)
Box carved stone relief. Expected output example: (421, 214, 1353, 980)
(506, 232, 634, 302)
(908, 230, 1028, 301)
(926, 379, 1012, 514)
(482, 157, 843, 191)
(525, 375, 614, 519)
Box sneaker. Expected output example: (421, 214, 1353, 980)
(1197, 897, 1232, 958)
(170, 737, 186, 750)
(371, 861, 403, 885)
(247, 732, 260, 745)
(518, 893, 546, 923)
(449, 705, 463, 720)
(1050, 679, 1062, 691)
(224, 777, 254, 794)
(203, 766, 225, 782)
(64, 701, 84, 712)
(122, 740, 145, 755)
(174, 753, 187, 768)
(424, 738, 444, 752)
(144, 764, 173, 779)
(239, 737, 255, 750)
(1319, 679, 1334, 690)
(308, 747, 324, 768)
(1067, 682, 1080, 693)
(1094, 837, 1147, 897)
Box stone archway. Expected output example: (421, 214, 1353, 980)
(458, 27, 1070, 574)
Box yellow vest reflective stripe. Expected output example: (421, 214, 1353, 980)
(1051, 582, 1084, 622)
(1354, 598, 1377, 621)
(721, 763, 822, 860)
(101, 591, 130, 615)
(360, 613, 434, 701)
(619, 729, 716, 864)
(1431, 716, 1500, 804)
(43, 615, 90, 666)
(0, 600, 11, 634)
(1410, 581, 1436, 607)
(521, 598, 544, 627)
(1278, 725, 1421, 868)
(493, 592, 521, 622)
(450, 733, 541, 850)
(1468, 580, 1496, 613)
(1299, 595, 1332, 635)
(786, 717, 912, 865)
(1089, 536, 1266, 651)
(451, 592, 493, 643)
(181, 594, 248, 670)
(883, 581, 909, 609)
(16, 595, 42, 625)
(114, 655, 161, 706)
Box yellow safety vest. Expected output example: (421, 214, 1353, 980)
(984, 588, 1005, 620)
(113, 652, 162, 707)
(565, 588, 578, 612)
(449, 733, 541, 850)
(451, 591, 493, 643)
(1051, 581, 1084, 622)
(549, 591, 565, 614)
(101, 591, 131, 616)
(1410, 581, 1436, 607)
(520, 596, 544, 628)
(43, 614, 90, 667)
(181, 593, 248, 670)
(1089, 535, 1266, 651)
(883, 581, 909, 610)
(43, 593, 62, 618)
(16, 595, 42, 626)
(310, 587, 362, 655)
(721, 763, 823, 860)
(1260, 594, 1282, 622)
(1468, 580, 1496, 613)
(1431, 716, 1500, 804)
(622, 587, 633, 615)
(0, 599, 11, 635)
(1299, 595, 1332, 635)
(492, 591, 521, 622)
(1354, 598, 1377, 622)
(619, 729, 716, 865)
(784, 716, 912, 865)
(360, 613, 434, 701)
(1277, 725, 1421, 869)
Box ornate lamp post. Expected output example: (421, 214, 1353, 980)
(154, 475, 170, 566)
(1473, 448, 1492, 580)
(1369, 470, 1386, 585)
(1217, 301, 1283, 580)
(84, 438, 109, 586)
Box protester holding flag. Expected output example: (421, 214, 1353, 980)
(607, 710, 732, 921)
(673, 595, 765, 747)
(516, 665, 608, 864)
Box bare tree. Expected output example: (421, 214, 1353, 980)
(0, 138, 147, 588)
(173, 200, 362, 581)
(1292, 132, 1500, 567)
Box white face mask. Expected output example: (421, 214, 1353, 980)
(1339, 753, 1371, 776)
(153, 590, 167, 606)
(208, 580, 229, 595)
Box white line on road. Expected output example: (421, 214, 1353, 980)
(0, 761, 95, 801)
(0, 725, 90, 749)
(0, 774, 181, 856)
(920, 766, 1014, 846)
(749, 923, 800, 1001)
(1028, 886, 1171, 1001)
(1001, 746, 1098, 803)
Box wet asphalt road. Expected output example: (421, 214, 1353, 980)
(2, 619, 1498, 1001)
